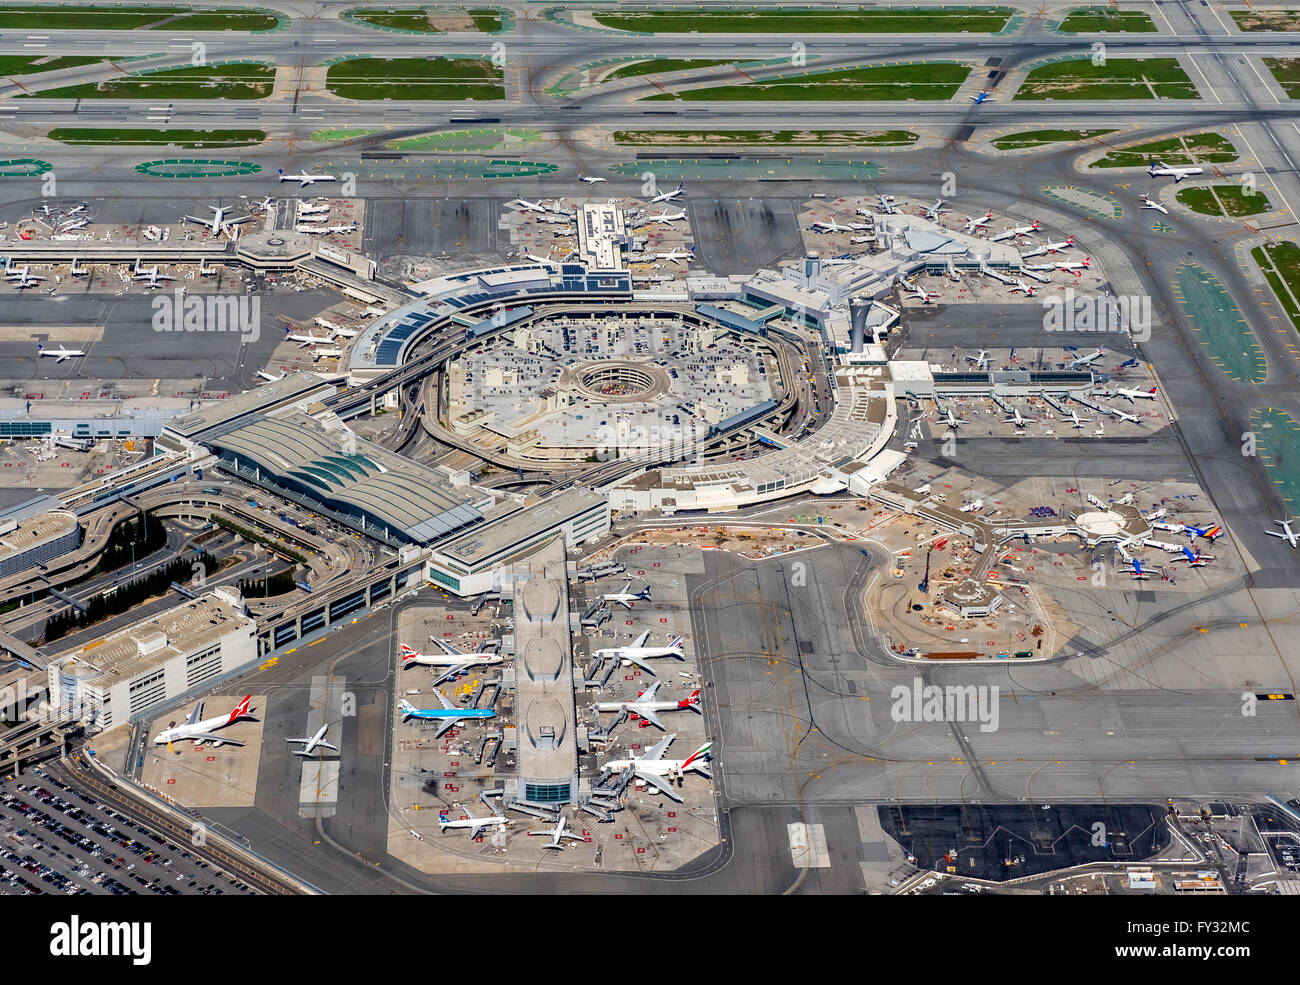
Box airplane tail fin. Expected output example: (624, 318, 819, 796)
(669, 635, 684, 650)
(683, 689, 702, 710)
(399, 700, 415, 717)
(399, 644, 418, 661)
(682, 741, 713, 770)
(228, 695, 253, 724)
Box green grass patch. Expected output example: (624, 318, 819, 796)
(591, 7, 1013, 33)
(1173, 262, 1265, 383)
(348, 7, 501, 32)
(386, 126, 538, 150)
(1091, 132, 1237, 167)
(1175, 184, 1271, 217)
(614, 128, 918, 146)
(26, 63, 275, 99)
(1249, 408, 1300, 517)
(1058, 8, 1155, 32)
(604, 58, 736, 80)
(1264, 58, 1300, 97)
(0, 55, 102, 74)
(49, 127, 264, 147)
(646, 62, 969, 101)
(312, 128, 381, 142)
(1253, 241, 1300, 335)
(1015, 57, 1197, 99)
(1232, 9, 1300, 31)
(325, 56, 503, 100)
(990, 127, 1114, 149)
(0, 5, 277, 30)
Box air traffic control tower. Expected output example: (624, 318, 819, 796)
(505, 538, 580, 806)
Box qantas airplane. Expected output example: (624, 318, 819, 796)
(399, 641, 503, 685)
(1053, 256, 1092, 275)
(1148, 161, 1204, 182)
(154, 696, 253, 748)
(439, 805, 509, 839)
(594, 680, 702, 730)
(990, 220, 1039, 242)
(527, 814, 585, 850)
(603, 734, 713, 803)
(650, 182, 685, 204)
(37, 344, 84, 363)
(593, 631, 685, 674)
(286, 723, 338, 757)
(601, 580, 652, 609)
(278, 169, 337, 187)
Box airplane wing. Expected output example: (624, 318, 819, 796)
(185, 733, 245, 747)
(633, 770, 683, 802)
(431, 638, 465, 657)
(186, 702, 203, 726)
(621, 653, 658, 676)
(432, 688, 456, 711)
(430, 667, 459, 687)
(317, 741, 339, 752)
(630, 630, 651, 648)
(634, 707, 665, 730)
(640, 680, 662, 701)
(644, 733, 675, 761)
(432, 718, 458, 741)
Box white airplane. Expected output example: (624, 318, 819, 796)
(1148, 161, 1204, 183)
(58, 218, 88, 232)
(183, 205, 251, 236)
(655, 246, 694, 263)
(66, 202, 86, 215)
(439, 805, 509, 839)
(940, 407, 966, 429)
(256, 366, 285, 384)
(603, 734, 713, 803)
(1023, 235, 1075, 259)
(650, 182, 685, 204)
(37, 343, 84, 363)
(1004, 406, 1030, 428)
(601, 579, 652, 609)
(278, 169, 337, 187)
(923, 199, 946, 221)
(315, 318, 356, 337)
(33, 203, 53, 218)
(510, 196, 549, 213)
(131, 260, 174, 288)
(296, 200, 331, 216)
(1128, 557, 1152, 581)
(990, 220, 1039, 242)
(958, 498, 984, 513)
(645, 209, 687, 224)
(965, 349, 990, 369)
(1169, 546, 1214, 567)
(8, 266, 44, 289)
(1108, 406, 1140, 424)
(69, 258, 88, 277)
(198, 258, 217, 277)
(1054, 255, 1092, 275)
(1108, 385, 1158, 403)
(1067, 409, 1091, 429)
(527, 814, 585, 850)
(593, 631, 685, 674)
(254, 196, 274, 211)
(154, 695, 253, 748)
(1007, 278, 1036, 296)
(286, 723, 338, 757)
(874, 194, 898, 215)
(594, 680, 702, 730)
(521, 249, 562, 266)
(399, 641, 504, 685)
(1266, 519, 1299, 548)
(285, 326, 334, 347)
(1065, 347, 1104, 370)
(897, 275, 935, 304)
(578, 174, 607, 184)
(1139, 193, 1169, 214)
(963, 209, 993, 234)
(811, 217, 867, 233)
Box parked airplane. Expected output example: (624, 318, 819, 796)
(1139, 193, 1169, 214)
(645, 209, 687, 224)
(1148, 161, 1204, 183)
(811, 217, 867, 233)
(602, 734, 713, 802)
(398, 693, 496, 724)
(1107, 386, 1158, 403)
(1184, 523, 1222, 542)
(527, 814, 585, 850)
(655, 246, 694, 262)
(439, 806, 509, 839)
(37, 343, 83, 362)
(601, 580, 652, 609)
(1007, 278, 1036, 296)
(1266, 519, 1299, 548)
(9, 266, 44, 289)
(1108, 406, 1141, 424)
(254, 196, 274, 211)
(256, 366, 285, 383)
(1004, 406, 1030, 428)
(399, 642, 503, 685)
(923, 199, 947, 221)
(510, 196, 549, 213)
(1067, 409, 1091, 429)
(296, 200, 331, 216)
(285, 326, 333, 347)
(198, 258, 217, 277)
(1066, 347, 1104, 369)
(278, 169, 337, 186)
(578, 174, 607, 184)
(941, 407, 966, 429)
(963, 209, 993, 233)
(1054, 256, 1092, 275)
(595, 681, 702, 730)
(1128, 558, 1151, 581)
(593, 631, 685, 674)
(650, 182, 685, 204)
(183, 205, 252, 236)
(286, 723, 338, 757)
(970, 90, 992, 104)
(1022, 235, 1076, 260)
(897, 275, 935, 304)
(154, 695, 253, 748)
(874, 194, 898, 215)
(1170, 546, 1213, 567)
(132, 260, 174, 288)
(990, 220, 1039, 242)
(965, 349, 990, 370)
